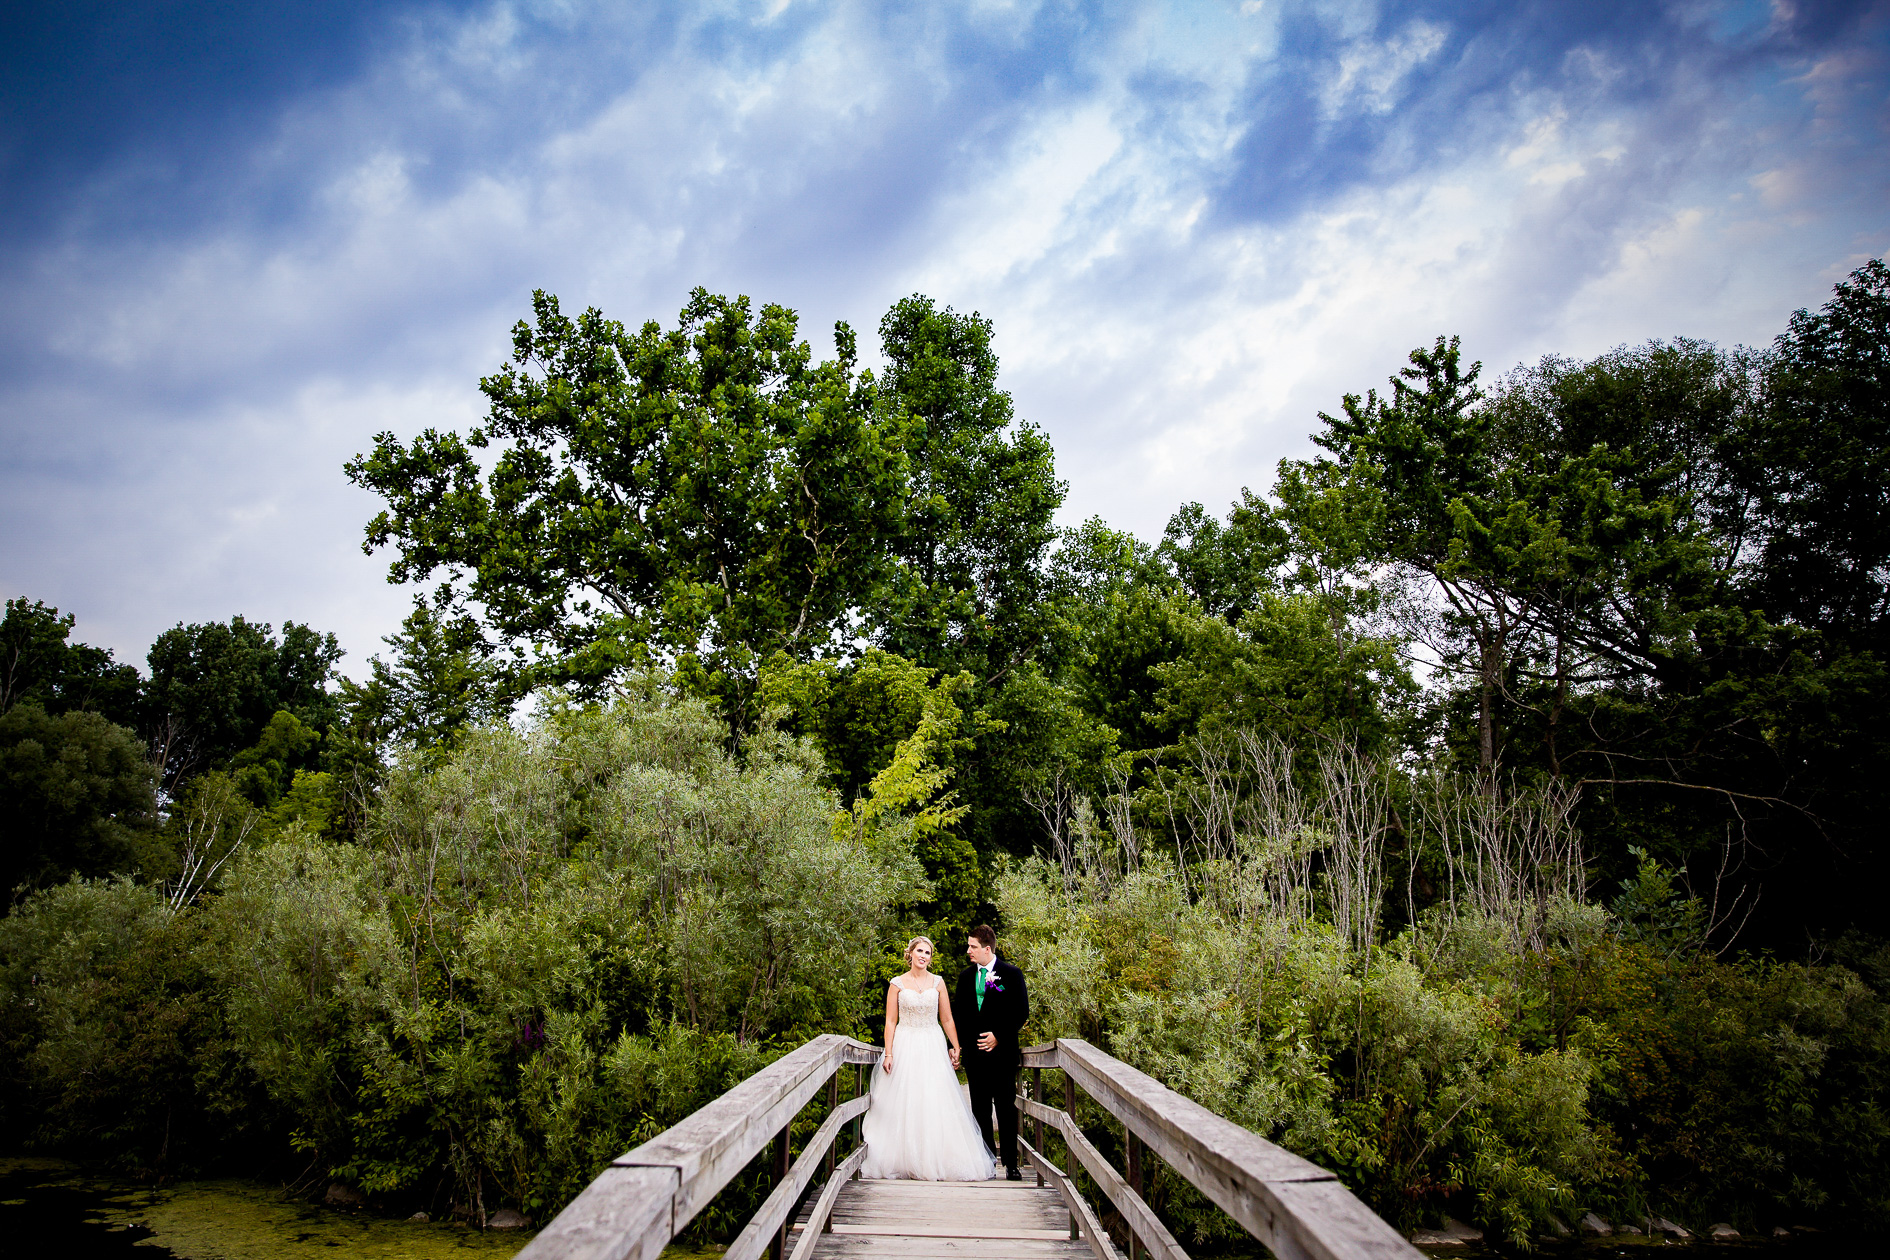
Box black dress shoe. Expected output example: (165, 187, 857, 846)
(1006, 1165, 1022, 1181)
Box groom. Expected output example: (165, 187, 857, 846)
(956, 924, 1029, 1180)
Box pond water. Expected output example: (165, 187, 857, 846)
(0, 1158, 532, 1260)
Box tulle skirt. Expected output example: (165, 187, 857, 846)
(859, 1021, 996, 1181)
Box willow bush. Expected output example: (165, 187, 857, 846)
(996, 737, 1890, 1247)
(1, 687, 923, 1226)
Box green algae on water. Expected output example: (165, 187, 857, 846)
(0, 1158, 530, 1260)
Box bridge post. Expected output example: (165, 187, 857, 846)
(824, 1075, 838, 1180)
(770, 1123, 790, 1260)
(1064, 1071, 1080, 1241)
(1032, 1067, 1045, 1186)
(1125, 1126, 1143, 1260)
(852, 1065, 865, 1178)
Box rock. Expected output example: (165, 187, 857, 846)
(1440, 1218, 1484, 1243)
(1649, 1216, 1692, 1240)
(1544, 1214, 1571, 1238)
(323, 1183, 366, 1208)
(1772, 1226, 1791, 1238)
(1618, 1224, 1644, 1235)
(487, 1208, 531, 1229)
(1709, 1223, 1739, 1239)
(1410, 1228, 1463, 1246)
(407, 1212, 430, 1223)
(1579, 1212, 1613, 1237)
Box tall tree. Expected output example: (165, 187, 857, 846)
(1, 704, 161, 897)
(870, 296, 1065, 684)
(1156, 492, 1287, 623)
(1738, 258, 1890, 645)
(346, 289, 908, 725)
(143, 616, 342, 783)
(0, 599, 141, 725)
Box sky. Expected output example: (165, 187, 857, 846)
(2, 0, 1886, 679)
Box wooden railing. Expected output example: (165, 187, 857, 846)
(1021, 1040, 1420, 1260)
(518, 1033, 1421, 1260)
(517, 1033, 880, 1260)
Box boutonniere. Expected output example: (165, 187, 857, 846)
(983, 974, 1005, 993)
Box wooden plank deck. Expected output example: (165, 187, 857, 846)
(793, 1165, 1095, 1260)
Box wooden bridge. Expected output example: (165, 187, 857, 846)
(517, 1036, 1421, 1260)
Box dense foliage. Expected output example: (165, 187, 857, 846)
(3, 262, 1887, 1244)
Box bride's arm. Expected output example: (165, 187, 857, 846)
(881, 983, 899, 1073)
(936, 979, 963, 1069)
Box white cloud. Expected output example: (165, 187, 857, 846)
(2, 0, 1885, 672)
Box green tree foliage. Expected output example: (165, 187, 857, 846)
(1278, 295, 1890, 942)
(869, 296, 1065, 681)
(1282, 335, 1750, 775)
(0, 878, 257, 1172)
(0, 704, 161, 898)
(345, 289, 909, 722)
(367, 604, 511, 759)
(761, 650, 990, 930)
(1146, 592, 1413, 754)
(1739, 258, 1890, 641)
(1156, 492, 1287, 622)
(190, 687, 917, 1217)
(0, 597, 141, 725)
(143, 615, 343, 784)
(995, 749, 1890, 1244)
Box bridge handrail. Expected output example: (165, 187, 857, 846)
(1022, 1040, 1420, 1260)
(520, 1032, 1420, 1260)
(518, 1032, 880, 1260)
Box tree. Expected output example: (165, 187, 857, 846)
(1288, 336, 1749, 775)
(0, 598, 141, 725)
(346, 289, 909, 725)
(869, 297, 1065, 684)
(0, 704, 161, 897)
(1739, 258, 1890, 645)
(1155, 492, 1287, 622)
(365, 603, 511, 760)
(142, 616, 342, 784)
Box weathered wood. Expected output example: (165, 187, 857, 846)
(513, 1165, 677, 1260)
(771, 1124, 792, 1260)
(1019, 1097, 1188, 1260)
(788, 1146, 868, 1260)
(825, 1075, 839, 1178)
(533, 1032, 1417, 1260)
(726, 1094, 873, 1260)
(1019, 1133, 1119, 1260)
(809, 1236, 1093, 1258)
(1032, 1067, 1047, 1186)
(1065, 1070, 1082, 1237)
(1054, 1040, 1420, 1260)
(1127, 1126, 1144, 1260)
(1020, 1042, 1062, 1069)
(613, 1035, 873, 1233)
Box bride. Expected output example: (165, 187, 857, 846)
(859, 936, 996, 1181)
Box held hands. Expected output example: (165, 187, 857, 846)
(949, 1045, 961, 1069)
(977, 1032, 996, 1052)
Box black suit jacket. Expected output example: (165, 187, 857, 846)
(955, 958, 1029, 1076)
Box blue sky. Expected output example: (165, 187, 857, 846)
(3, 0, 1886, 677)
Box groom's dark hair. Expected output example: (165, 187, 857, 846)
(969, 924, 996, 948)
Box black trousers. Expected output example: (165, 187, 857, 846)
(966, 1060, 1019, 1169)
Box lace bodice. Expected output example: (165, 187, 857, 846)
(892, 978, 942, 1029)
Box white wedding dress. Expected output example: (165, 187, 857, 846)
(859, 976, 996, 1181)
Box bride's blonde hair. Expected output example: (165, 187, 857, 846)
(902, 935, 935, 965)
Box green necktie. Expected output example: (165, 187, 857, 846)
(976, 965, 987, 1010)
